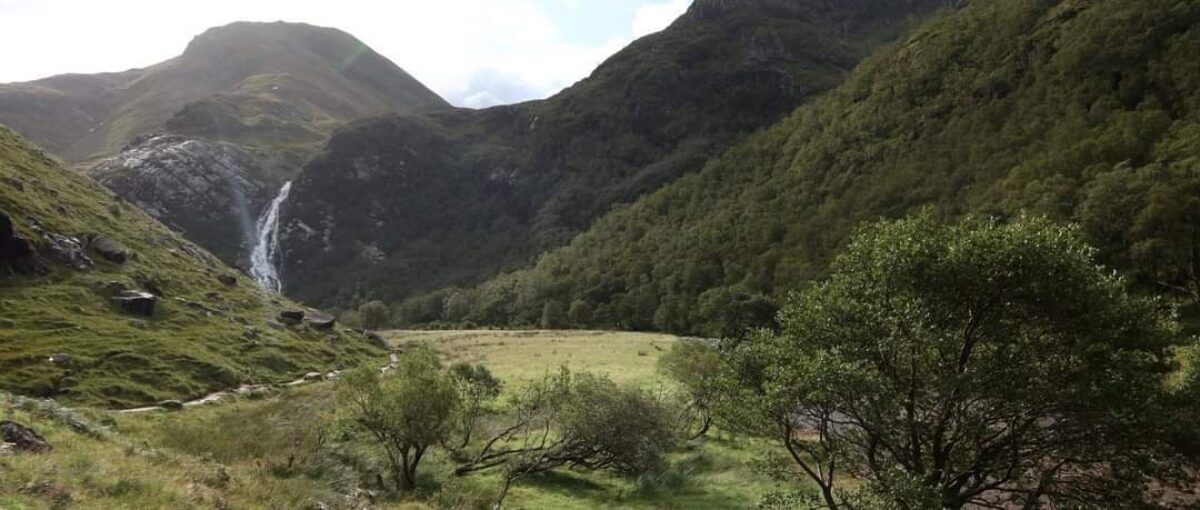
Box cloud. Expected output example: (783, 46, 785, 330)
(0, 0, 693, 108)
(631, 0, 692, 38)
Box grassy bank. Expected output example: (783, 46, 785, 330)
(2, 330, 800, 509)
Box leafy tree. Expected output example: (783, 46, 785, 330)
(721, 214, 1179, 509)
(357, 300, 392, 330)
(337, 347, 459, 491)
(657, 340, 722, 439)
(567, 299, 594, 326)
(1077, 162, 1200, 309)
(456, 369, 676, 506)
(540, 299, 568, 329)
(448, 362, 503, 450)
(443, 291, 472, 323)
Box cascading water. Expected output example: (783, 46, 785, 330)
(250, 181, 292, 293)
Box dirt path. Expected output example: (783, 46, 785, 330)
(116, 352, 401, 414)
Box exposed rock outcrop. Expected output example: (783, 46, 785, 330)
(90, 135, 273, 264)
(0, 420, 51, 453)
(0, 211, 46, 275)
(41, 233, 93, 270)
(304, 314, 336, 330)
(278, 310, 305, 325)
(113, 290, 157, 317)
(89, 234, 130, 264)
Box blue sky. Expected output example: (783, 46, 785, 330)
(0, 0, 693, 107)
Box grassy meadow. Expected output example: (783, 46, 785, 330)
(1, 330, 801, 509)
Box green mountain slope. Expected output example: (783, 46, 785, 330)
(0, 21, 448, 265)
(0, 127, 381, 407)
(0, 21, 447, 165)
(416, 0, 1200, 334)
(280, 0, 950, 308)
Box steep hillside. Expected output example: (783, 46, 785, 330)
(0, 21, 446, 165)
(280, 0, 950, 308)
(0, 127, 382, 407)
(0, 21, 448, 264)
(409, 0, 1200, 334)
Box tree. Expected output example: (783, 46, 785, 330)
(443, 291, 473, 323)
(448, 362, 502, 450)
(657, 340, 722, 439)
(1077, 162, 1200, 309)
(456, 369, 676, 506)
(721, 214, 1178, 509)
(337, 347, 459, 491)
(358, 300, 392, 330)
(540, 299, 567, 329)
(567, 299, 594, 327)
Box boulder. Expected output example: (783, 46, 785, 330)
(278, 310, 305, 325)
(47, 354, 71, 365)
(42, 233, 93, 271)
(305, 315, 336, 330)
(113, 290, 156, 316)
(0, 420, 51, 453)
(0, 211, 47, 275)
(303, 372, 324, 381)
(217, 274, 238, 287)
(88, 234, 130, 264)
(158, 400, 185, 411)
(364, 331, 388, 349)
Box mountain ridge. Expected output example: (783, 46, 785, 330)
(278, 0, 953, 309)
(407, 0, 1200, 334)
(0, 21, 450, 265)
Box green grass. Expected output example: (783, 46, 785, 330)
(388, 330, 679, 392)
(0, 330, 800, 508)
(0, 127, 383, 407)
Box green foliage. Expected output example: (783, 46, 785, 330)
(448, 362, 502, 449)
(1077, 162, 1200, 308)
(456, 369, 678, 505)
(424, 0, 1200, 336)
(722, 214, 1181, 509)
(0, 127, 381, 407)
(357, 300, 392, 330)
(284, 0, 949, 310)
(657, 340, 722, 439)
(337, 347, 459, 491)
(540, 299, 568, 330)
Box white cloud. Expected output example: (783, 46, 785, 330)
(631, 0, 691, 38)
(0, 0, 692, 108)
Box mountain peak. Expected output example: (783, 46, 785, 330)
(182, 21, 364, 61)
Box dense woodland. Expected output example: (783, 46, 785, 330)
(392, 0, 1200, 337)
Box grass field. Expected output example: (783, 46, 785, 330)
(2, 330, 801, 509)
(387, 330, 680, 391)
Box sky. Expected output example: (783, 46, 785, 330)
(0, 0, 692, 108)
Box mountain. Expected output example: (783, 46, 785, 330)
(403, 0, 1200, 334)
(0, 127, 381, 408)
(0, 21, 448, 263)
(279, 0, 951, 308)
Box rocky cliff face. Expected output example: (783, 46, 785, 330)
(0, 22, 449, 268)
(89, 135, 271, 264)
(280, 0, 952, 308)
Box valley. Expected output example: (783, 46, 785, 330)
(2, 0, 1200, 508)
(1, 331, 787, 509)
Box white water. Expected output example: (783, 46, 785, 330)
(250, 181, 292, 293)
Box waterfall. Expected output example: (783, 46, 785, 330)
(250, 181, 292, 293)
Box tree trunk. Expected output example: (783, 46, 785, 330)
(689, 412, 712, 440)
(494, 477, 515, 510)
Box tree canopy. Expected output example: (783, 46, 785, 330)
(721, 214, 1181, 509)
